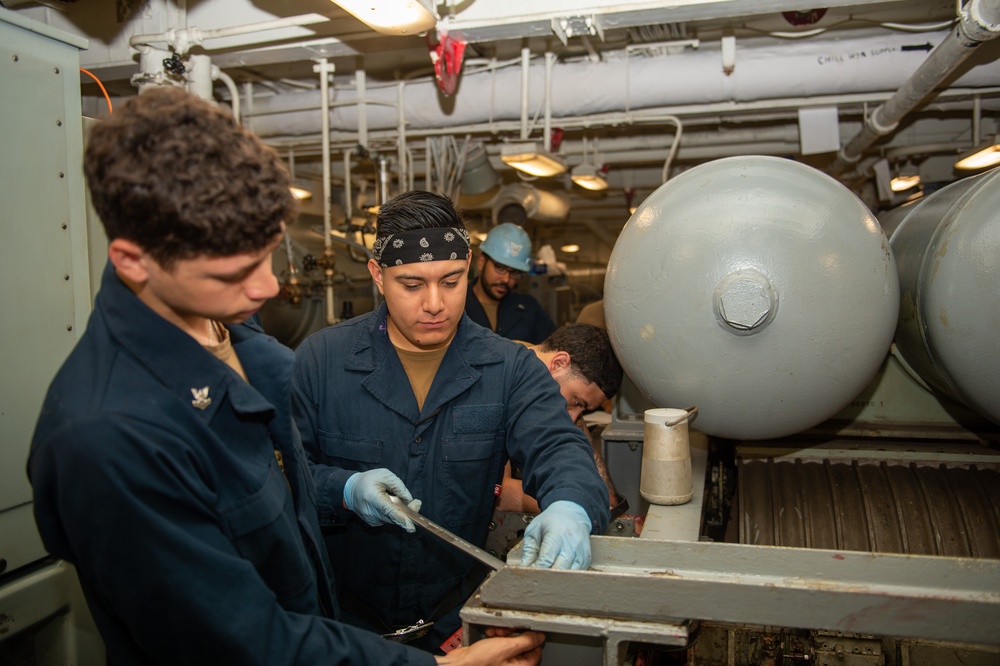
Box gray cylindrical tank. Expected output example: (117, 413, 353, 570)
(890, 168, 1000, 425)
(605, 156, 899, 440)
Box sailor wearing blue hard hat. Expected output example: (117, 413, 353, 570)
(466, 214, 556, 343)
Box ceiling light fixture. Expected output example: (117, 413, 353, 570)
(571, 163, 608, 191)
(560, 244, 580, 253)
(329, 0, 438, 35)
(955, 136, 1000, 170)
(289, 185, 313, 200)
(889, 163, 920, 192)
(500, 142, 567, 177)
(571, 136, 608, 190)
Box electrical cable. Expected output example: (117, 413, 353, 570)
(80, 68, 112, 114)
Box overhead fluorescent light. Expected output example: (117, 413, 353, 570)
(560, 244, 580, 253)
(889, 163, 920, 192)
(955, 136, 1000, 170)
(889, 174, 920, 192)
(329, 0, 438, 35)
(500, 142, 567, 177)
(571, 163, 608, 191)
(289, 185, 312, 200)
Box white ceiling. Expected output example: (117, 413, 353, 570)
(9, 0, 1000, 256)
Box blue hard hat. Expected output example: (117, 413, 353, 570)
(480, 223, 532, 273)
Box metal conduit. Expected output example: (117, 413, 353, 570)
(830, 0, 1000, 175)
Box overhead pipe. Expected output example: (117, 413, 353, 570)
(245, 29, 1000, 137)
(830, 0, 1000, 175)
(128, 14, 329, 52)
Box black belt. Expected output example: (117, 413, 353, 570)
(339, 568, 487, 643)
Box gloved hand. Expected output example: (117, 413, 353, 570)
(519, 500, 593, 570)
(343, 469, 422, 533)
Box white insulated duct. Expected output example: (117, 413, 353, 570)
(490, 183, 570, 225)
(245, 29, 1000, 138)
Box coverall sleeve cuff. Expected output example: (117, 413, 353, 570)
(538, 489, 610, 534)
(313, 464, 356, 525)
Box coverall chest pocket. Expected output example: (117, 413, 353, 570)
(441, 435, 500, 528)
(220, 463, 313, 602)
(315, 431, 383, 471)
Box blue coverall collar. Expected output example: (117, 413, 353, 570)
(347, 302, 504, 425)
(95, 263, 275, 421)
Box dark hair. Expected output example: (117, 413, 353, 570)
(538, 323, 624, 399)
(84, 86, 295, 268)
(375, 190, 466, 239)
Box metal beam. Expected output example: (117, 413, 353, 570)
(473, 536, 1000, 646)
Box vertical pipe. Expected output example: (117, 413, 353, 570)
(242, 81, 254, 132)
(317, 59, 333, 249)
(213, 67, 240, 123)
(186, 54, 213, 100)
(425, 136, 433, 191)
(545, 51, 556, 146)
(406, 147, 415, 191)
(378, 157, 390, 206)
(134, 45, 173, 92)
(397, 81, 408, 194)
(356, 68, 368, 148)
(343, 150, 353, 222)
(519, 47, 530, 140)
(315, 58, 336, 325)
(972, 95, 982, 145)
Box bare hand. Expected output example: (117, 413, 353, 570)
(435, 630, 545, 666)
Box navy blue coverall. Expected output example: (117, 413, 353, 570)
(291, 303, 609, 648)
(28, 265, 435, 666)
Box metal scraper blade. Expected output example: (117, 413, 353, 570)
(390, 495, 506, 571)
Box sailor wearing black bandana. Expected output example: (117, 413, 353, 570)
(373, 225, 472, 267)
(291, 190, 610, 654)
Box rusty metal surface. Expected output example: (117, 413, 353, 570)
(476, 536, 1000, 646)
(738, 457, 1000, 557)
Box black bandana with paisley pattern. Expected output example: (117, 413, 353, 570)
(372, 227, 471, 267)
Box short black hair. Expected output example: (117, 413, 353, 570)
(538, 323, 624, 400)
(84, 86, 295, 268)
(375, 190, 466, 239)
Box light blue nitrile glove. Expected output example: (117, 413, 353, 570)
(520, 500, 593, 570)
(343, 469, 423, 533)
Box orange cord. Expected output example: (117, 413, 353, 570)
(79, 68, 112, 115)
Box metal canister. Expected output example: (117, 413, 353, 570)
(641, 408, 694, 505)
